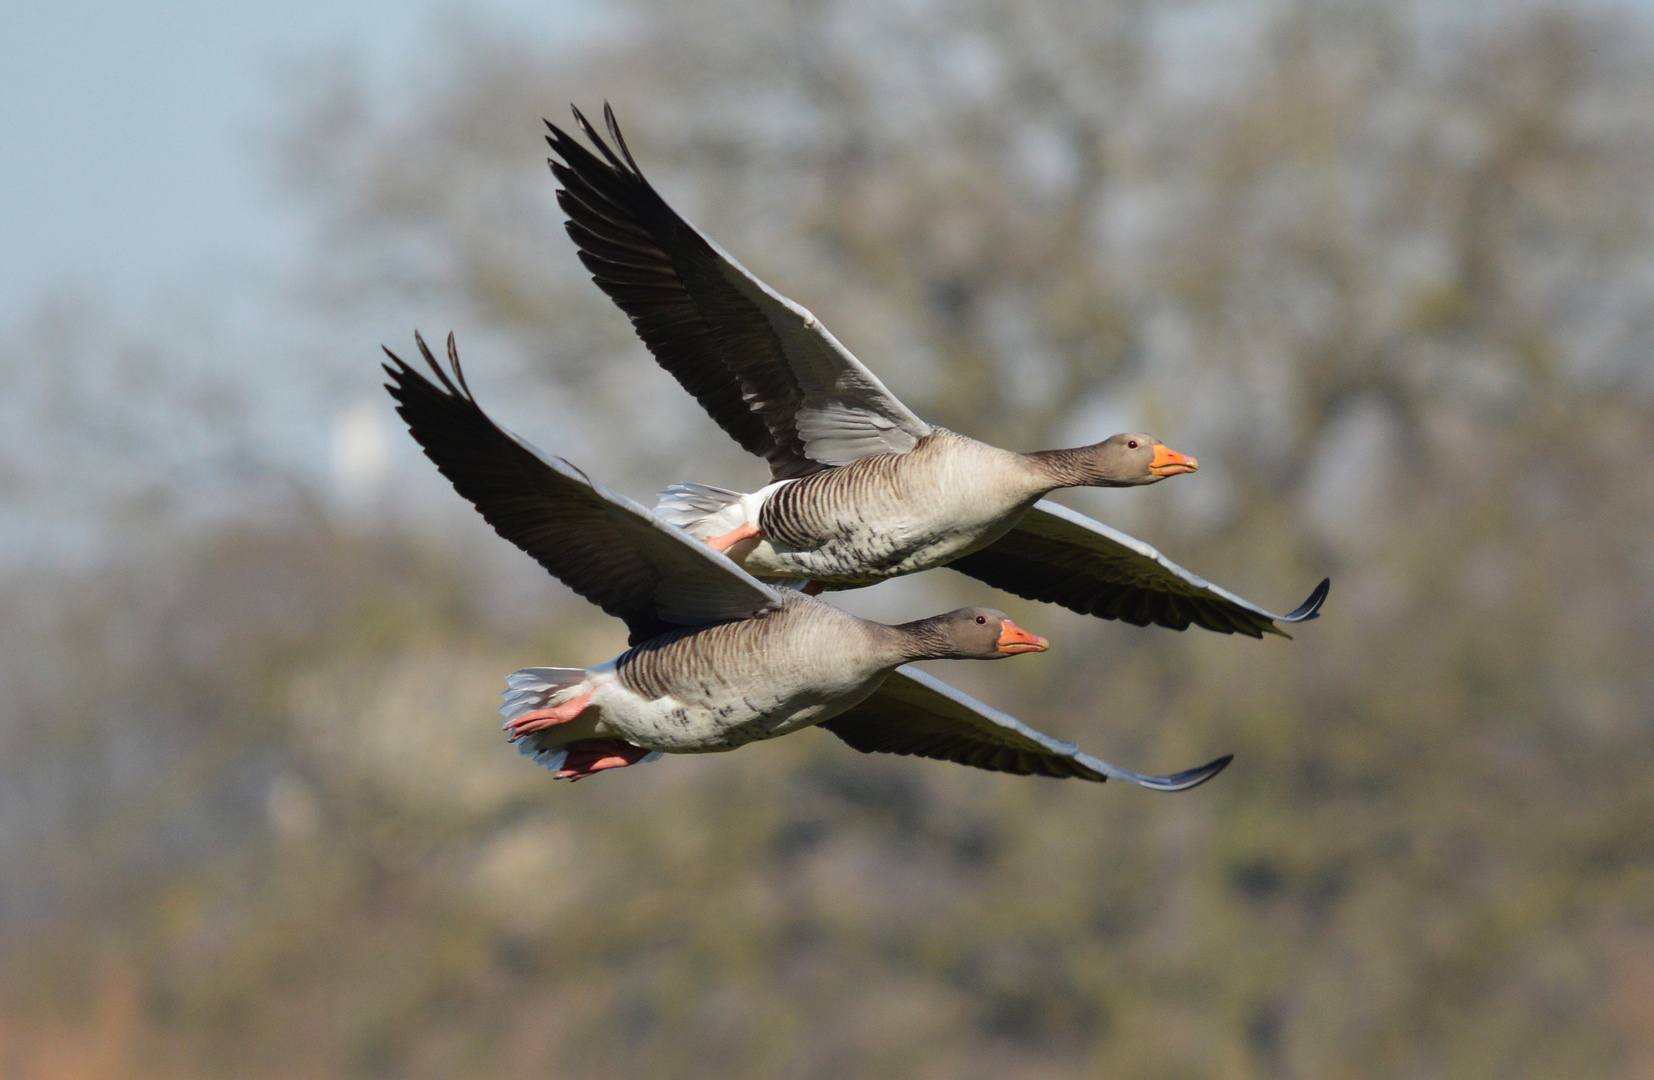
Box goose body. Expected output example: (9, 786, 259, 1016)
(383, 333, 1229, 789)
(510, 596, 900, 756)
(663, 430, 1043, 586)
(548, 105, 1329, 638)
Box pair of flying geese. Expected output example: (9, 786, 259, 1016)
(384, 105, 1329, 788)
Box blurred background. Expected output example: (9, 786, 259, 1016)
(3, 0, 1653, 1075)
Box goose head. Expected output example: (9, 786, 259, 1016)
(1030, 432, 1198, 488)
(1086, 433, 1198, 485)
(898, 607, 1050, 661)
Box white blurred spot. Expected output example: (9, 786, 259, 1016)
(1014, 124, 1081, 198)
(332, 399, 388, 504)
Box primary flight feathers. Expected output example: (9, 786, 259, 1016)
(381, 331, 778, 646)
(548, 105, 930, 479)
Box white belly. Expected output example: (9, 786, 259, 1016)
(587, 672, 883, 752)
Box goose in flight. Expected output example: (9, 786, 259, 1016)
(382, 332, 1230, 789)
(547, 105, 1328, 638)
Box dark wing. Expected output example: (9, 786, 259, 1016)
(950, 501, 1330, 639)
(383, 332, 782, 645)
(821, 667, 1231, 792)
(547, 103, 930, 479)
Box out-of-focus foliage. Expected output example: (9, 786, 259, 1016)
(3, 0, 1654, 1077)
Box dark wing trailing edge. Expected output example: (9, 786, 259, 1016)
(822, 667, 1231, 792)
(547, 103, 930, 479)
(950, 500, 1330, 639)
(382, 332, 782, 645)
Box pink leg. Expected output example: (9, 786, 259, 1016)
(505, 690, 594, 742)
(705, 522, 760, 554)
(556, 739, 655, 781)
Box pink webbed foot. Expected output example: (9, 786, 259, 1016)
(556, 739, 655, 781)
(704, 522, 760, 554)
(506, 690, 594, 742)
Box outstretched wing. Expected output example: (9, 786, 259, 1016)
(950, 501, 1330, 639)
(547, 103, 931, 479)
(383, 332, 783, 644)
(822, 667, 1231, 792)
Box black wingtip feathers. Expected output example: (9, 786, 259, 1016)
(1151, 753, 1233, 792)
(382, 332, 476, 409)
(444, 332, 471, 396)
(1282, 577, 1331, 623)
(601, 100, 641, 173)
(546, 102, 643, 180)
(570, 103, 630, 174)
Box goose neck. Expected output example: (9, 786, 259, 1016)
(883, 615, 961, 663)
(1021, 446, 1102, 490)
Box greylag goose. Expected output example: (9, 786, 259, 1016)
(547, 105, 1329, 638)
(382, 332, 1230, 789)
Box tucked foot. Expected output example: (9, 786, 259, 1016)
(704, 521, 760, 554)
(802, 580, 826, 596)
(556, 739, 655, 781)
(505, 690, 594, 742)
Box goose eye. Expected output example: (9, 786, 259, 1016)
(975, 615, 987, 625)
(1128, 440, 1139, 449)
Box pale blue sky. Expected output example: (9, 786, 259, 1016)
(0, 0, 608, 327)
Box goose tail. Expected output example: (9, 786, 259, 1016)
(653, 482, 752, 540)
(501, 667, 588, 771)
(500, 667, 658, 773)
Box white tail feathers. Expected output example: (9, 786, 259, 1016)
(501, 667, 587, 771)
(500, 667, 590, 724)
(499, 667, 663, 775)
(654, 482, 749, 540)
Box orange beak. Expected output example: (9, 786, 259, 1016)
(996, 619, 1050, 655)
(1149, 443, 1199, 477)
